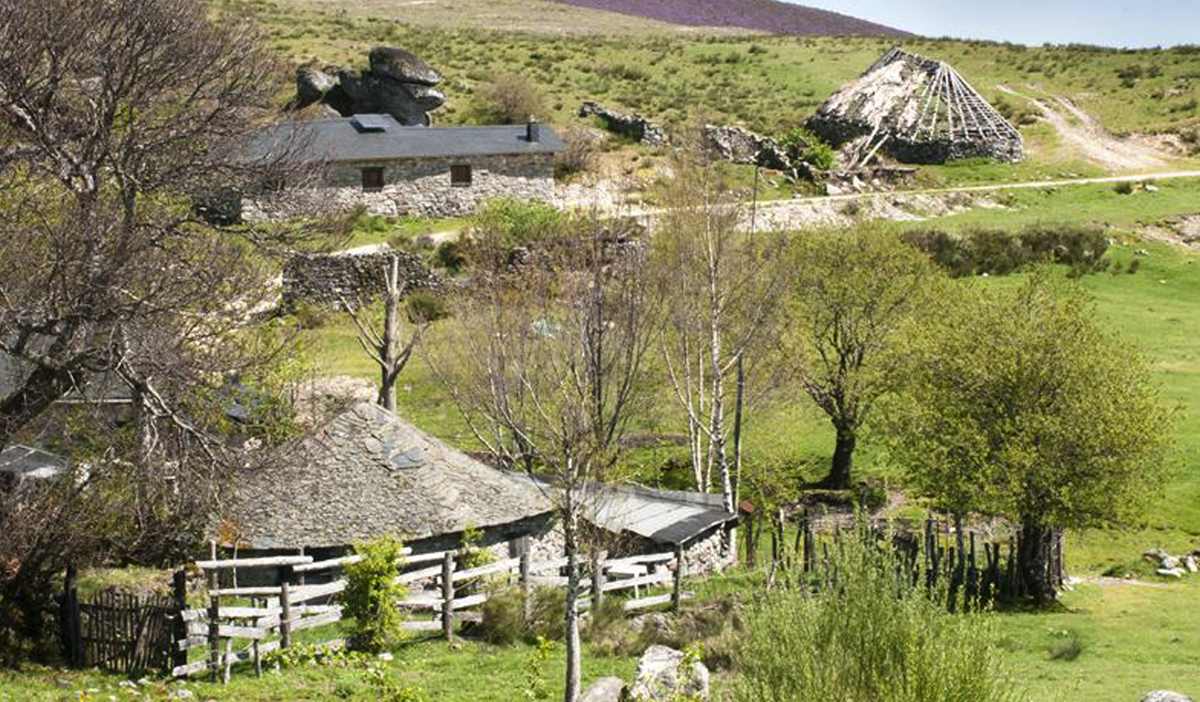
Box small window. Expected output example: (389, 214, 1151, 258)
(450, 164, 473, 187)
(361, 166, 385, 192)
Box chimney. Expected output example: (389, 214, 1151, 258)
(526, 116, 540, 143)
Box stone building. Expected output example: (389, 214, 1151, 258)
(807, 47, 1023, 165)
(225, 402, 738, 576)
(244, 113, 564, 220)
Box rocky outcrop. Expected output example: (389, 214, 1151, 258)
(291, 47, 445, 126)
(701, 124, 793, 172)
(1143, 549, 1200, 579)
(625, 645, 709, 701)
(580, 102, 667, 147)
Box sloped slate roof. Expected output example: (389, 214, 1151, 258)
(230, 403, 553, 549)
(514, 474, 737, 546)
(0, 351, 133, 405)
(247, 114, 565, 163)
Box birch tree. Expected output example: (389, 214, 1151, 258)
(652, 151, 788, 512)
(428, 214, 658, 702)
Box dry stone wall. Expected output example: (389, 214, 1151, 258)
(282, 249, 440, 310)
(246, 152, 557, 221)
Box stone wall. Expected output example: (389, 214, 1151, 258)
(681, 525, 735, 576)
(282, 249, 441, 310)
(246, 152, 557, 221)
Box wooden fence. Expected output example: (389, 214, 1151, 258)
(60, 539, 693, 683)
(59, 567, 181, 678)
(760, 515, 1064, 603)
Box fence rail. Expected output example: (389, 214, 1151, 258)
(61, 540, 692, 683)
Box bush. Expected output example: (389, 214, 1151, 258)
(732, 535, 1020, 702)
(341, 536, 408, 653)
(477, 586, 566, 645)
(902, 224, 1110, 278)
(778, 126, 835, 171)
(434, 240, 467, 273)
(1114, 181, 1135, 195)
(464, 198, 564, 271)
(477, 72, 546, 125)
(291, 300, 332, 330)
(554, 126, 598, 181)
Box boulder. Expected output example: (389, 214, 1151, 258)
(631, 612, 672, 638)
(625, 645, 709, 701)
(1185, 556, 1198, 573)
(700, 124, 793, 172)
(1157, 568, 1185, 578)
(582, 677, 627, 702)
(296, 65, 338, 108)
(1162, 555, 1182, 570)
(369, 46, 442, 86)
(1141, 692, 1194, 702)
(289, 47, 445, 126)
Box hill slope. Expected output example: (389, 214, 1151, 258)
(540, 0, 910, 37)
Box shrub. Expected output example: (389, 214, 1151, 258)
(1114, 181, 1135, 195)
(406, 293, 450, 324)
(902, 224, 1109, 278)
(434, 240, 467, 273)
(341, 536, 408, 653)
(477, 72, 546, 125)
(554, 126, 598, 181)
(290, 300, 332, 330)
(778, 126, 835, 171)
(732, 535, 1021, 702)
(477, 585, 567, 645)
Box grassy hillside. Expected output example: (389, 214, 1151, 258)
(540, 0, 909, 38)
(223, 0, 1200, 154)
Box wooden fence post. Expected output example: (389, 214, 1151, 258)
(671, 544, 684, 614)
(61, 565, 82, 667)
(171, 570, 188, 672)
(591, 550, 605, 612)
(297, 547, 306, 587)
(208, 595, 221, 683)
(279, 581, 292, 650)
(441, 551, 455, 641)
(519, 538, 532, 625)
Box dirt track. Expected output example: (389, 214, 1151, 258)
(998, 86, 1172, 172)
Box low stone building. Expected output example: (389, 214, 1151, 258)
(245, 113, 564, 220)
(226, 402, 560, 563)
(225, 402, 737, 577)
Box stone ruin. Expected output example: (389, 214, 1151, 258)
(807, 47, 1023, 166)
(700, 124, 794, 173)
(291, 47, 445, 126)
(580, 102, 668, 147)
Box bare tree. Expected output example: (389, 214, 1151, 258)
(652, 148, 788, 513)
(0, 0, 325, 653)
(428, 214, 659, 702)
(341, 256, 429, 411)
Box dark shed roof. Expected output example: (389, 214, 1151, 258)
(228, 403, 553, 549)
(515, 474, 738, 546)
(0, 445, 69, 480)
(248, 114, 565, 163)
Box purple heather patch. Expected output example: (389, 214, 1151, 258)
(540, 0, 911, 37)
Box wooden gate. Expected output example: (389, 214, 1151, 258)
(63, 581, 178, 677)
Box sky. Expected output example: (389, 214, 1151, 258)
(794, 1, 1200, 48)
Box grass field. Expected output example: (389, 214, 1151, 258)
(215, 0, 1200, 181)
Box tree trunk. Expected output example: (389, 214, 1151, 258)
(562, 508, 582, 702)
(1016, 518, 1058, 603)
(821, 423, 856, 489)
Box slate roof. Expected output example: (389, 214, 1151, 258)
(0, 351, 133, 405)
(247, 114, 565, 164)
(514, 474, 737, 546)
(0, 445, 70, 480)
(229, 402, 553, 549)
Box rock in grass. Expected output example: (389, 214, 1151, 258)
(581, 677, 627, 702)
(1157, 568, 1185, 578)
(1141, 692, 1194, 702)
(626, 645, 709, 701)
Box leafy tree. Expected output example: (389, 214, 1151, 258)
(881, 275, 1172, 602)
(783, 226, 940, 489)
(341, 536, 409, 653)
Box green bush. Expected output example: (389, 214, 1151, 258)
(434, 240, 467, 273)
(778, 126, 835, 171)
(1114, 181, 1135, 195)
(406, 293, 450, 324)
(902, 224, 1110, 278)
(732, 535, 1021, 702)
(477, 586, 566, 645)
(341, 536, 409, 653)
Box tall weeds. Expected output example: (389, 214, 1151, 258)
(732, 533, 1022, 702)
